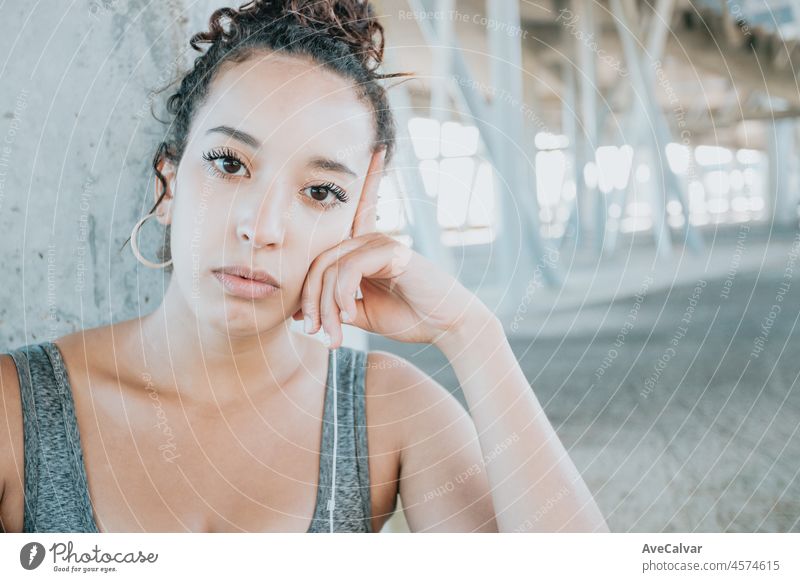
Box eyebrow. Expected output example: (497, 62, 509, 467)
(306, 156, 357, 178)
(205, 125, 358, 178)
(206, 125, 261, 149)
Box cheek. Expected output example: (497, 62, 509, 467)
(294, 203, 355, 246)
(175, 177, 235, 238)
(170, 200, 202, 248)
(168, 188, 230, 278)
(278, 213, 349, 291)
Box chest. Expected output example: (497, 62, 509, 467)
(67, 378, 398, 532)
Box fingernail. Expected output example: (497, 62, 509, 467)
(322, 332, 331, 347)
(340, 309, 351, 322)
(304, 316, 313, 334)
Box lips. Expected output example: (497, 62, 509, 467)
(212, 265, 280, 300)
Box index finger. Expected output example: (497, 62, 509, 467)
(351, 147, 386, 238)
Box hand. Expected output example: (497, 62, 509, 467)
(292, 150, 494, 349)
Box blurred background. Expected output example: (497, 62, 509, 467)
(1, 0, 799, 532)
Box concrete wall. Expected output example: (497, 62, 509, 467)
(0, 1, 193, 350)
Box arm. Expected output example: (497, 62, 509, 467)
(0, 353, 24, 533)
(435, 311, 610, 533)
(296, 148, 607, 532)
(372, 350, 497, 532)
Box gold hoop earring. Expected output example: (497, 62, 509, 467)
(130, 211, 172, 269)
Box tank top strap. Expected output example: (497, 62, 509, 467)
(308, 346, 373, 532)
(7, 342, 97, 532)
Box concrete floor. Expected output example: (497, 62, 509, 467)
(371, 226, 800, 532)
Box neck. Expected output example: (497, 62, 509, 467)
(133, 280, 307, 407)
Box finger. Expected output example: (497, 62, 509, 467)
(319, 245, 395, 347)
(320, 265, 344, 349)
(333, 260, 362, 327)
(351, 147, 386, 238)
(301, 235, 378, 333)
(327, 246, 398, 334)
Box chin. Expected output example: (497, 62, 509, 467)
(212, 297, 291, 334)
(176, 275, 290, 332)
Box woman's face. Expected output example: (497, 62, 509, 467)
(158, 52, 377, 334)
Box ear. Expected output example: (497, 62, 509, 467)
(153, 156, 178, 226)
(350, 147, 387, 238)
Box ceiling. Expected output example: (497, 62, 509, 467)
(377, 0, 800, 149)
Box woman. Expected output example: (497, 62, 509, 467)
(0, 0, 608, 533)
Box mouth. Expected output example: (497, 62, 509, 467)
(212, 265, 281, 300)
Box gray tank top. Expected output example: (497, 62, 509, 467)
(7, 341, 373, 533)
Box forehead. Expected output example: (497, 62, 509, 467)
(190, 52, 375, 162)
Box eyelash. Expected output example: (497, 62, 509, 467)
(202, 147, 249, 180)
(200, 148, 350, 209)
(302, 182, 350, 209)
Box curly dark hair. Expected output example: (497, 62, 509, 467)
(123, 0, 410, 271)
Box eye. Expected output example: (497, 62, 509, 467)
(202, 147, 250, 179)
(301, 181, 350, 208)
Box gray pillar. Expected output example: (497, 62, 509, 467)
(768, 119, 799, 228)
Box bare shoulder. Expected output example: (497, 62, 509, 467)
(362, 351, 478, 483)
(52, 321, 137, 382)
(363, 350, 497, 532)
(363, 350, 469, 443)
(357, 350, 454, 530)
(363, 350, 456, 401)
(0, 352, 24, 532)
(0, 352, 21, 410)
(53, 324, 113, 358)
(0, 324, 115, 531)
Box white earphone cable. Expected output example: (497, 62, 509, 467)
(327, 347, 338, 533)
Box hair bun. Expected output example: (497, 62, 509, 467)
(199, 0, 386, 75)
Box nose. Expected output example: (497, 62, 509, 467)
(235, 184, 291, 249)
